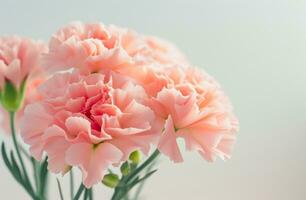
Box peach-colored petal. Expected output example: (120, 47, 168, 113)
(43, 125, 70, 173)
(65, 142, 122, 188)
(158, 116, 183, 163)
(21, 70, 162, 187)
(0, 36, 47, 134)
(65, 116, 91, 140)
(0, 36, 47, 89)
(21, 103, 53, 159)
(19, 21, 239, 187)
(44, 22, 189, 83)
(152, 68, 239, 162)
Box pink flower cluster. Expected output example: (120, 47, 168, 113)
(0, 36, 47, 133)
(1, 22, 238, 188)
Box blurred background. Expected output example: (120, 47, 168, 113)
(0, 0, 305, 199)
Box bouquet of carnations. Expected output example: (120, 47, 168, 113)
(0, 22, 239, 200)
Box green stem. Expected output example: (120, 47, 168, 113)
(9, 111, 35, 198)
(134, 160, 157, 200)
(83, 189, 89, 200)
(70, 169, 75, 200)
(73, 183, 85, 200)
(38, 157, 49, 199)
(31, 158, 39, 194)
(111, 149, 160, 200)
(19, 144, 31, 160)
(125, 149, 159, 184)
(56, 178, 64, 200)
(89, 188, 93, 200)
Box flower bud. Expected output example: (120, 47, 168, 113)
(0, 79, 26, 112)
(120, 161, 130, 176)
(102, 174, 119, 188)
(129, 150, 141, 165)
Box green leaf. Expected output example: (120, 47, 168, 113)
(1, 143, 23, 185)
(88, 188, 93, 200)
(115, 169, 158, 200)
(1, 143, 13, 173)
(125, 150, 159, 185)
(83, 188, 89, 200)
(128, 169, 158, 189)
(9, 151, 23, 182)
(73, 183, 85, 200)
(38, 157, 49, 198)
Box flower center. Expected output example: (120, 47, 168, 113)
(81, 87, 111, 132)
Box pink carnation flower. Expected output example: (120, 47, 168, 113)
(43, 22, 192, 99)
(0, 36, 47, 133)
(150, 67, 239, 162)
(44, 22, 188, 74)
(0, 36, 46, 89)
(1, 78, 45, 134)
(17, 22, 238, 190)
(21, 70, 162, 187)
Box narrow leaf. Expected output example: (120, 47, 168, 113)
(1, 143, 13, 172)
(56, 178, 65, 200)
(73, 183, 85, 200)
(1, 143, 24, 186)
(129, 169, 158, 189)
(10, 151, 23, 182)
(39, 157, 49, 197)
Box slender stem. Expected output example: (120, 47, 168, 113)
(89, 188, 93, 200)
(125, 149, 160, 184)
(83, 189, 89, 200)
(70, 169, 75, 200)
(73, 183, 85, 200)
(111, 149, 160, 200)
(38, 157, 49, 199)
(56, 178, 65, 200)
(19, 144, 31, 160)
(10, 112, 28, 180)
(9, 111, 35, 197)
(134, 160, 157, 200)
(31, 158, 39, 194)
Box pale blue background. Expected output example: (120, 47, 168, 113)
(0, 0, 305, 199)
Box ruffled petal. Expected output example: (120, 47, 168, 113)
(158, 116, 183, 163)
(65, 142, 122, 188)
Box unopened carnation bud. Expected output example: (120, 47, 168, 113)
(102, 174, 119, 188)
(0, 79, 26, 112)
(129, 150, 141, 165)
(120, 161, 131, 176)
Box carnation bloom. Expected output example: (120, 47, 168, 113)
(0, 36, 47, 133)
(0, 36, 46, 90)
(21, 70, 161, 187)
(43, 22, 191, 99)
(0, 78, 45, 134)
(149, 67, 239, 162)
(44, 22, 188, 74)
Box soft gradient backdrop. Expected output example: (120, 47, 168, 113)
(0, 0, 305, 199)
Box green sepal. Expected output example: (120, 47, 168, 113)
(120, 161, 131, 176)
(102, 173, 120, 188)
(129, 150, 141, 165)
(0, 78, 27, 112)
